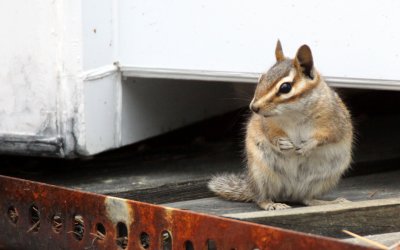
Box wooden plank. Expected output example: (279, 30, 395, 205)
(164, 169, 400, 214)
(223, 198, 400, 238)
(343, 232, 400, 248)
(323, 169, 400, 201)
(108, 179, 213, 204)
(164, 197, 260, 215)
(0, 138, 243, 202)
(164, 170, 400, 238)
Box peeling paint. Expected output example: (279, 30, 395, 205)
(105, 196, 134, 225)
(81, 64, 119, 81)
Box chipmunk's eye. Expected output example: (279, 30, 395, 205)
(279, 82, 292, 94)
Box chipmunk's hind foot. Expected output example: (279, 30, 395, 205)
(257, 200, 291, 211)
(303, 197, 351, 206)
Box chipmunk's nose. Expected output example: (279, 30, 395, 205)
(250, 104, 260, 113)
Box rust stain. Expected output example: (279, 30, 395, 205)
(0, 175, 376, 250)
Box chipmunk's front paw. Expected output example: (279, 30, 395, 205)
(276, 138, 294, 152)
(295, 139, 318, 156)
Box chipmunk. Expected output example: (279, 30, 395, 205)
(208, 41, 353, 210)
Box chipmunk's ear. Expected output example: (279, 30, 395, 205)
(275, 40, 285, 62)
(295, 45, 314, 79)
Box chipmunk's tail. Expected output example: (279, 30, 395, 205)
(208, 173, 254, 202)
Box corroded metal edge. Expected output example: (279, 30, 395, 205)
(0, 175, 376, 250)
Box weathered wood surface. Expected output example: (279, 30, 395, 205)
(0, 138, 243, 203)
(164, 169, 400, 213)
(112, 179, 213, 204)
(223, 198, 400, 238)
(343, 232, 400, 248)
(164, 170, 400, 238)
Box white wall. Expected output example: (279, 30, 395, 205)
(119, 0, 400, 80)
(0, 1, 59, 136)
(2, 0, 400, 157)
(0, 1, 88, 156)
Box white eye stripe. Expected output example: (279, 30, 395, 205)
(254, 69, 297, 105)
(275, 69, 296, 92)
(274, 69, 301, 100)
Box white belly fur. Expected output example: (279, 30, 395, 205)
(254, 138, 351, 202)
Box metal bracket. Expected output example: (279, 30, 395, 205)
(0, 175, 374, 250)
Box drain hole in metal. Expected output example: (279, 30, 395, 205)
(116, 222, 128, 249)
(185, 240, 194, 250)
(27, 204, 40, 232)
(7, 206, 18, 224)
(140, 232, 150, 249)
(73, 215, 85, 241)
(207, 239, 217, 250)
(88, 222, 107, 243)
(161, 230, 172, 250)
(96, 223, 106, 238)
(52, 214, 63, 233)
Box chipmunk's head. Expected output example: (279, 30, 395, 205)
(250, 40, 320, 117)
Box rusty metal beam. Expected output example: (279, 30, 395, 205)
(0, 175, 376, 250)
